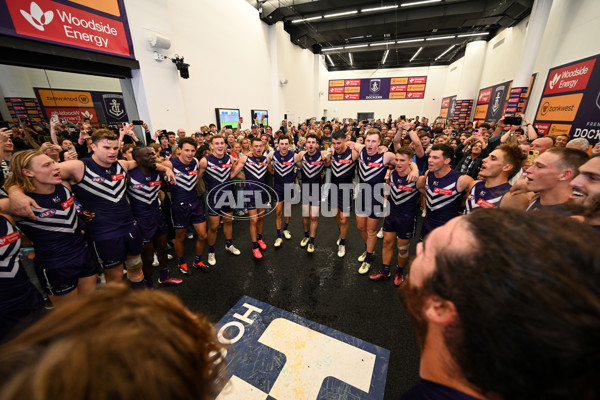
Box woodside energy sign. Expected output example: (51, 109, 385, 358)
(0, 0, 134, 58)
(534, 54, 600, 145)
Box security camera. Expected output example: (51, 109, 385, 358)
(171, 55, 190, 79)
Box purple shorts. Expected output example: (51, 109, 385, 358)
(328, 186, 353, 214)
(136, 213, 168, 245)
(171, 199, 206, 229)
(301, 182, 322, 206)
(206, 187, 234, 217)
(355, 184, 386, 219)
(383, 213, 417, 240)
(246, 189, 270, 210)
(35, 250, 97, 296)
(91, 221, 144, 269)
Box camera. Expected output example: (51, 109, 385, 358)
(171, 55, 190, 79)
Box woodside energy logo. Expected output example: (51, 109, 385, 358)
(6, 0, 130, 57)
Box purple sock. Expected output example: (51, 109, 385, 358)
(130, 280, 145, 290)
(304, 231, 309, 238)
(226, 239, 233, 247)
(396, 265, 404, 274)
(208, 245, 215, 253)
(145, 279, 154, 289)
(159, 268, 169, 282)
(339, 238, 346, 246)
(365, 252, 373, 263)
(252, 241, 259, 249)
(257, 233, 263, 241)
(194, 255, 202, 264)
(283, 223, 289, 230)
(277, 229, 282, 238)
(382, 264, 390, 274)
(178, 257, 185, 265)
(309, 237, 315, 244)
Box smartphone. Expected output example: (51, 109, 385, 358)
(224, 125, 233, 129)
(131, 120, 143, 126)
(284, 114, 288, 120)
(504, 116, 522, 126)
(388, 114, 392, 119)
(400, 115, 406, 121)
(527, 150, 539, 164)
(67, 145, 76, 153)
(51, 114, 59, 124)
(321, 116, 326, 122)
(474, 128, 482, 136)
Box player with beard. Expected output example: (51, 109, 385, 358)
(398, 209, 600, 400)
(267, 135, 296, 248)
(501, 147, 588, 215)
(128, 147, 182, 288)
(464, 144, 521, 214)
(162, 138, 207, 274)
(294, 134, 332, 253)
(329, 130, 359, 257)
(348, 129, 413, 275)
(417, 144, 473, 239)
(8, 128, 176, 289)
(197, 135, 245, 266)
(568, 155, 600, 232)
(369, 147, 420, 285)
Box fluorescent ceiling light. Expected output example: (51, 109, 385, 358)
(350, 36, 364, 39)
(435, 44, 456, 60)
(382, 49, 390, 64)
(326, 54, 334, 66)
(322, 47, 343, 52)
(397, 38, 425, 43)
(291, 16, 322, 23)
(349, 53, 353, 65)
(325, 10, 358, 18)
(370, 41, 396, 47)
(457, 32, 490, 37)
(362, 5, 399, 13)
(345, 44, 369, 49)
(426, 35, 456, 41)
(401, 0, 442, 7)
(410, 47, 423, 62)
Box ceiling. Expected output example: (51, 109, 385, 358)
(248, 0, 533, 71)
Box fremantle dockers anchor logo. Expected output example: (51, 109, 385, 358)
(109, 100, 124, 117)
(370, 79, 381, 93)
(491, 86, 505, 115)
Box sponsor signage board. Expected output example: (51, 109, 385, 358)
(534, 54, 600, 145)
(34, 87, 129, 125)
(473, 75, 536, 122)
(0, 0, 134, 58)
(4, 97, 43, 122)
(328, 76, 427, 101)
(439, 95, 457, 119)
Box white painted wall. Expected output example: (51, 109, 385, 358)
(319, 65, 448, 121)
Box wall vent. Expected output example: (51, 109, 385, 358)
(493, 38, 505, 49)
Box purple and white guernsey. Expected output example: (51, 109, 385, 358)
(127, 168, 162, 219)
(465, 181, 511, 214)
(331, 147, 356, 184)
(301, 151, 324, 184)
(423, 169, 464, 235)
(389, 171, 420, 217)
(71, 158, 133, 240)
(170, 157, 199, 204)
(358, 148, 387, 184)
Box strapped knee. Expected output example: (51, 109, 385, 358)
(125, 256, 143, 281)
(397, 244, 410, 258)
